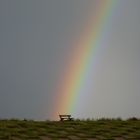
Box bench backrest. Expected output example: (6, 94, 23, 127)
(59, 115, 71, 118)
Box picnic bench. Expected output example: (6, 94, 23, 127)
(59, 115, 74, 121)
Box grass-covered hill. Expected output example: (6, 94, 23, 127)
(0, 118, 140, 140)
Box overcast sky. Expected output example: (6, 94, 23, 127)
(0, 0, 140, 120)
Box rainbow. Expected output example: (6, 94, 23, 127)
(53, 0, 118, 120)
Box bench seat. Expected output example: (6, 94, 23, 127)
(59, 115, 74, 121)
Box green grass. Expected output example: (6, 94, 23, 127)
(0, 118, 140, 139)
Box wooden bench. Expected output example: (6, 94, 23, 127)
(59, 115, 74, 121)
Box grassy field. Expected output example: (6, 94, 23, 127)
(0, 118, 140, 140)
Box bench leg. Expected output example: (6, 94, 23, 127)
(69, 118, 74, 121)
(60, 118, 64, 121)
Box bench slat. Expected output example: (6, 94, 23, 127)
(59, 115, 71, 117)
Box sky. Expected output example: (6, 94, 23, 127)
(0, 0, 140, 120)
